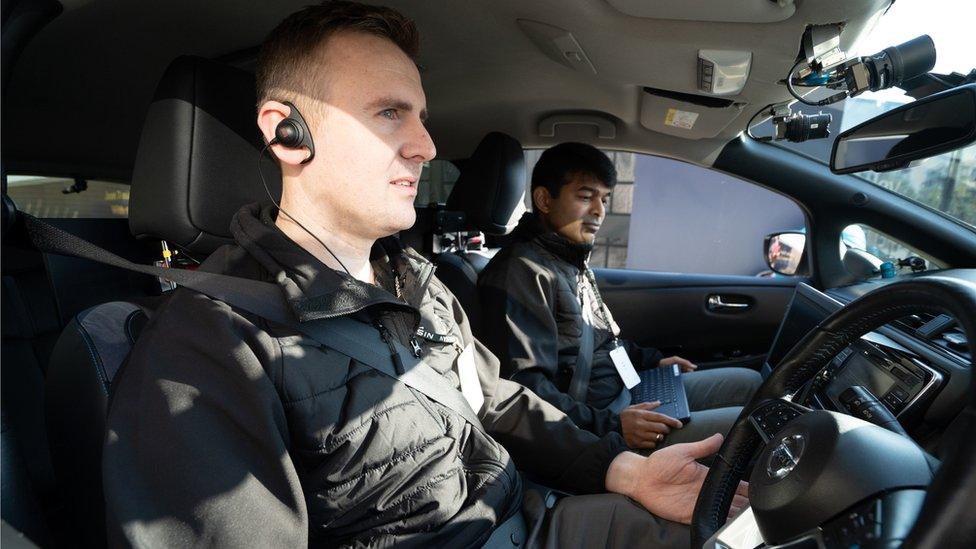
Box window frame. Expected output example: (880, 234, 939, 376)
(5, 174, 131, 219)
(522, 147, 813, 275)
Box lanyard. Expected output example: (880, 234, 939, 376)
(582, 267, 620, 346)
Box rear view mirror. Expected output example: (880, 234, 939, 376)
(830, 84, 976, 174)
(764, 232, 806, 276)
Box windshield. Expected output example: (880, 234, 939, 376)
(754, 0, 976, 229)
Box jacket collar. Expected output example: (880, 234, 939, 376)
(229, 202, 433, 323)
(511, 212, 592, 269)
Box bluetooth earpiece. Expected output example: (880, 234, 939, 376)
(271, 100, 315, 164)
(258, 101, 349, 274)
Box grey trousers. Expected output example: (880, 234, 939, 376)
(519, 370, 761, 548)
(524, 370, 762, 548)
(525, 492, 689, 549)
(660, 367, 762, 447)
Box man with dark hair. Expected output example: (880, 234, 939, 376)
(479, 142, 762, 450)
(104, 3, 746, 547)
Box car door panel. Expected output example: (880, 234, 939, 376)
(593, 268, 800, 368)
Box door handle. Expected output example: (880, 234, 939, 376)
(707, 294, 751, 311)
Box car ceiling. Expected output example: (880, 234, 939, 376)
(2, 0, 891, 180)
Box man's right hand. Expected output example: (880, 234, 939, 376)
(605, 434, 749, 525)
(619, 401, 684, 449)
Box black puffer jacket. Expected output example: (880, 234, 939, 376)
(103, 204, 627, 548)
(478, 213, 664, 437)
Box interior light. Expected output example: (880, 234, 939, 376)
(698, 50, 753, 96)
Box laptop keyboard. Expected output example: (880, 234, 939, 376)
(630, 364, 691, 423)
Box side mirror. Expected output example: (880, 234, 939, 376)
(764, 232, 806, 276)
(830, 84, 976, 174)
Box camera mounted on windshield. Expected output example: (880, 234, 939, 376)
(751, 24, 944, 144)
(789, 25, 937, 108)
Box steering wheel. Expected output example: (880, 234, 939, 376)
(691, 275, 976, 548)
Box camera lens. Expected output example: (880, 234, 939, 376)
(785, 112, 832, 142)
(873, 35, 936, 90)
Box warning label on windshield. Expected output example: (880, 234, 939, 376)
(664, 108, 699, 130)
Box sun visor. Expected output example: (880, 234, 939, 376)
(606, 0, 795, 23)
(639, 88, 744, 140)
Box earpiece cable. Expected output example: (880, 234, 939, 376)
(257, 142, 352, 275)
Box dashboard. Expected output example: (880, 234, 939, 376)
(763, 280, 971, 443)
(709, 274, 974, 549)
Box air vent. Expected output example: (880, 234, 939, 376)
(893, 313, 937, 333)
(894, 313, 970, 362)
(936, 325, 970, 359)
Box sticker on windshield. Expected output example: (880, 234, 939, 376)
(664, 108, 699, 130)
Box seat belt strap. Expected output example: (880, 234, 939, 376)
(19, 213, 485, 432)
(568, 279, 595, 402)
(299, 317, 483, 430)
(605, 388, 632, 415)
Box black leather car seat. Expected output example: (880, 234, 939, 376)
(0, 240, 60, 547)
(2, 187, 158, 548)
(43, 55, 276, 548)
(435, 132, 526, 337)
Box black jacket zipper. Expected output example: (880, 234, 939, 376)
(373, 318, 406, 375)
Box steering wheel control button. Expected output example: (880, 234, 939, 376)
(820, 491, 929, 548)
(840, 386, 909, 436)
(766, 434, 806, 481)
(749, 400, 805, 441)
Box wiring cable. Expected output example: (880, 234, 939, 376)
(257, 142, 352, 275)
(787, 59, 848, 107)
(745, 104, 776, 142)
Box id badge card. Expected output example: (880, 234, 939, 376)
(609, 344, 641, 389)
(456, 343, 485, 413)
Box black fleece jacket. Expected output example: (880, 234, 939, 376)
(478, 213, 664, 436)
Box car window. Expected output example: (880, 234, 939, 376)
(854, 143, 976, 230)
(414, 160, 460, 206)
(840, 223, 942, 270)
(525, 150, 808, 273)
(6, 175, 129, 218)
(758, 104, 976, 231)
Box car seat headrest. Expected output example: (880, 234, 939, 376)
(128, 56, 280, 258)
(446, 132, 526, 236)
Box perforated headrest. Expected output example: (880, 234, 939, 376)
(446, 132, 525, 236)
(128, 56, 280, 257)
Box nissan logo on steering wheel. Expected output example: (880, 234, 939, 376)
(767, 434, 806, 481)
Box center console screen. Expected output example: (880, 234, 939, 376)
(764, 285, 938, 420)
(819, 342, 932, 416)
(827, 353, 898, 400)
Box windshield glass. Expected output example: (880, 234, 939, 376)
(753, 0, 976, 229)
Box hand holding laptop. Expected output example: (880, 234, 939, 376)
(631, 362, 693, 424)
(659, 355, 697, 373)
(619, 401, 684, 449)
